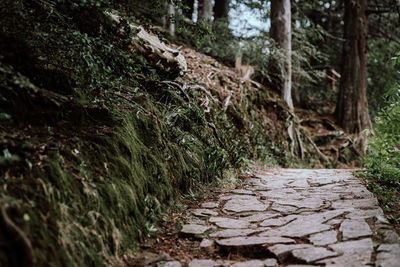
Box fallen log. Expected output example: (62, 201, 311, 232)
(106, 12, 187, 75)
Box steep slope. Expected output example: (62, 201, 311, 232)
(0, 1, 357, 266)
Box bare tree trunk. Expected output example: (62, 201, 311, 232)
(167, 3, 175, 36)
(335, 0, 372, 134)
(214, 0, 229, 21)
(198, 0, 213, 25)
(270, 0, 295, 155)
(270, 0, 293, 110)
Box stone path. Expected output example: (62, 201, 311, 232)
(136, 169, 400, 267)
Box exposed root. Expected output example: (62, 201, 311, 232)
(0, 201, 35, 267)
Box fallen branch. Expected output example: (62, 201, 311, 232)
(160, 81, 190, 102)
(106, 12, 187, 74)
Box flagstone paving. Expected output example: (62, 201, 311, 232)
(135, 169, 400, 266)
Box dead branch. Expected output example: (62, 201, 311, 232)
(106, 12, 187, 74)
(160, 81, 190, 102)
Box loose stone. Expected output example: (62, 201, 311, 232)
(180, 224, 210, 235)
(200, 238, 214, 248)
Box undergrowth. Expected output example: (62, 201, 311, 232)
(0, 0, 284, 265)
(358, 52, 400, 228)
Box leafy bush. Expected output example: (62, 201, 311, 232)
(360, 53, 400, 218)
(363, 84, 400, 187)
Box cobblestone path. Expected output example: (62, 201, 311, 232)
(136, 169, 400, 267)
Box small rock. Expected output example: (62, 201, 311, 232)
(188, 259, 217, 267)
(379, 229, 400, 244)
(339, 219, 372, 240)
(180, 224, 210, 235)
(200, 238, 214, 248)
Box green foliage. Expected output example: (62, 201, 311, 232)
(0, 1, 285, 266)
(361, 53, 400, 217)
(363, 84, 400, 187)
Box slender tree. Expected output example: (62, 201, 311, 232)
(270, 0, 293, 110)
(198, 0, 213, 24)
(214, 0, 230, 21)
(335, 0, 372, 133)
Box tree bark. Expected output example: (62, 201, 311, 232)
(335, 0, 372, 133)
(214, 0, 229, 21)
(198, 0, 213, 25)
(182, 0, 195, 20)
(167, 3, 175, 36)
(270, 0, 293, 110)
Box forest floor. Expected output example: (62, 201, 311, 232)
(128, 167, 400, 267)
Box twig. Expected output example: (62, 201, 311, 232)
(188, 85, 216, 101)
(160, 81, 190, 102)
(111, 91, 151, 116)
(223, 90, 232, 112)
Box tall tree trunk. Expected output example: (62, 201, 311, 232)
(270, 0, 293, 110)
(271, 0, 295, 156)
(198, 0, 213, 25)
(213, 0, 229, 21)
(167, 3, 175, 36)
(182, 0, 195, 20)
(335, 0, 372, 133)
